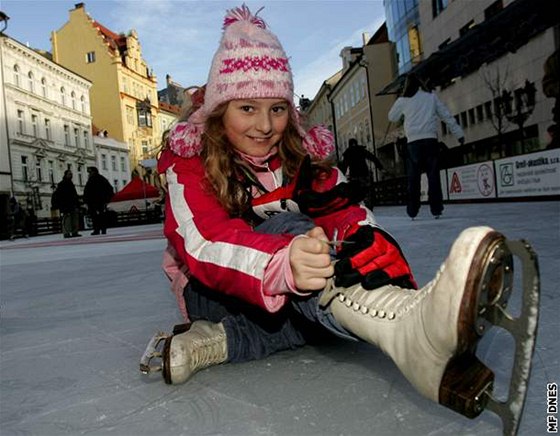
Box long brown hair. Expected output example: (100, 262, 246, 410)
(201, 103, 309, 217)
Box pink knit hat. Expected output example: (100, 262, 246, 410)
(168, 4, 334, 160)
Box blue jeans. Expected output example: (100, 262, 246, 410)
(184, 213, 356, 364)
(406, 138, 443, 218)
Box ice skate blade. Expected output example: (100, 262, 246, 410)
(440, 238, 539, 436)
(482, 239, 540, 436)
(139, 332, 170, 375)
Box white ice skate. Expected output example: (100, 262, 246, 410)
(319, 226, 540, 436)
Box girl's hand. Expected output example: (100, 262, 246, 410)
(289, 227, 334, 291)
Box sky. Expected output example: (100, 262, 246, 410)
(1, 0, 386, 99)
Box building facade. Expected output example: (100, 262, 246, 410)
(382, 0, 557, 168)
(0, 33, 94, 220)
(93, 130, 130, 193)
(51, 3, 161, 173)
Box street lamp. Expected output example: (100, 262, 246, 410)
(359, 58, 379, 182)
(504, 80, 537, 154)
(0, 12, 9, 34)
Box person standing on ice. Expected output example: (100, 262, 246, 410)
(388, 73, 464, 220)
(141, 5, 537, 432)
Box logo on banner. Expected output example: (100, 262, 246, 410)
(477, 164, 494, 196)
(499, 163, 514, 186)
(449, 172, 462, 193)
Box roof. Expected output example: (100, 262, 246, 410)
(92, 20, 127, 54)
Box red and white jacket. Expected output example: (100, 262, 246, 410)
(159, 148, 376, 320)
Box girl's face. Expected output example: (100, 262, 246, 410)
(223, 98, 290, 157)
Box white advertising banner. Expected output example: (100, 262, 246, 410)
(420, 170, 449, 202)
(495, 149, 560, 197)
(447, 162, 496, 200)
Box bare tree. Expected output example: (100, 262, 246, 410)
(480, 64, 512, 156)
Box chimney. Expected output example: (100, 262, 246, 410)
(362, 32, 370, 46)
(75, 3, 85, 9)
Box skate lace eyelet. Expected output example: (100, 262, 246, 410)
(353, 303, 360, 311)
(388, 312, 396, 320)
(361, 306, 369, 315)
(378, 310, 386, 318)
(338, 295, 346, 302)
(345, 299, 353, 307)
(370, 309, 378, 317)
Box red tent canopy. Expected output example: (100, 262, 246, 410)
(111, 177, 160, 202)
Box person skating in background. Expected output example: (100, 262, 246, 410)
(52, 170, 81, 238)
(140, 6, 537, 433)
(84, 167, 114, 235)
(388, 73, 464, 219)
(339, 137, 384, 206)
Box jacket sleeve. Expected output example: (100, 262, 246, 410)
(434, 94, 464, 140)
(163, 154, 293, 313)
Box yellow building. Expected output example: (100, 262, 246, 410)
(51, 2, 160, 172)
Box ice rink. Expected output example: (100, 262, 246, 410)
(1, 201, 558, 435)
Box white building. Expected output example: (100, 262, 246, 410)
(93, 130, 130, 193)
(0, 33, 94, 219)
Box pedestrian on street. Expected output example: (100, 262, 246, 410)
(388, 73, 464, 219)
(52, 170, 82, 238)
(7, 196, 29, 240)
(84, 167, 114, 235)
(141, 5, 519, 425)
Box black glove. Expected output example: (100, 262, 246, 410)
(293, 156, 365, 217)
(334, 225, 417, 290)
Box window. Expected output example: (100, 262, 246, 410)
(41, 78, 47, 98)
(48, 160, 55, 185)
(137, 99, 152, 127)
(17, 110, 24, 134)
(64, 125, 70, 145)
(122, 179, 127, 187)
(74, 128, 80, 147)
(126, 106, 134, 124)
(86, 51, 96, 63)
(476, 105, 484, 122)
(111, 155, 117, 171)
(31, 114, 38, 137)
(28, 71, 34, 92)
(13, 65, 20, 86)
(21, 156, 29, 181)
(113, 179, 119, 191)
(60, 87, 66, 106)
(432, 0, 448, 17)
(81, 96, 86, 113)
(45, 119, 51, 140)
(408, 25, 421, 63)
(36, 159, 42, 181)
(468, 108, 476, 125)
(77, 165, 83, 186)
(101, 154, 107, 170)
(120, 156, 126, 172)
(71, 92, 76, 110)
(141, 140, 149, 158)
(83, 131, 89, 148)
(460, 112, 468, 127)
(484, 101, 493, 119)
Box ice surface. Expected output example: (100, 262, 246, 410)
(1, 202, 558, 435)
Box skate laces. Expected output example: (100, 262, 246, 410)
(336, 263, 446, 320)
(190, 325, 227, 370)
